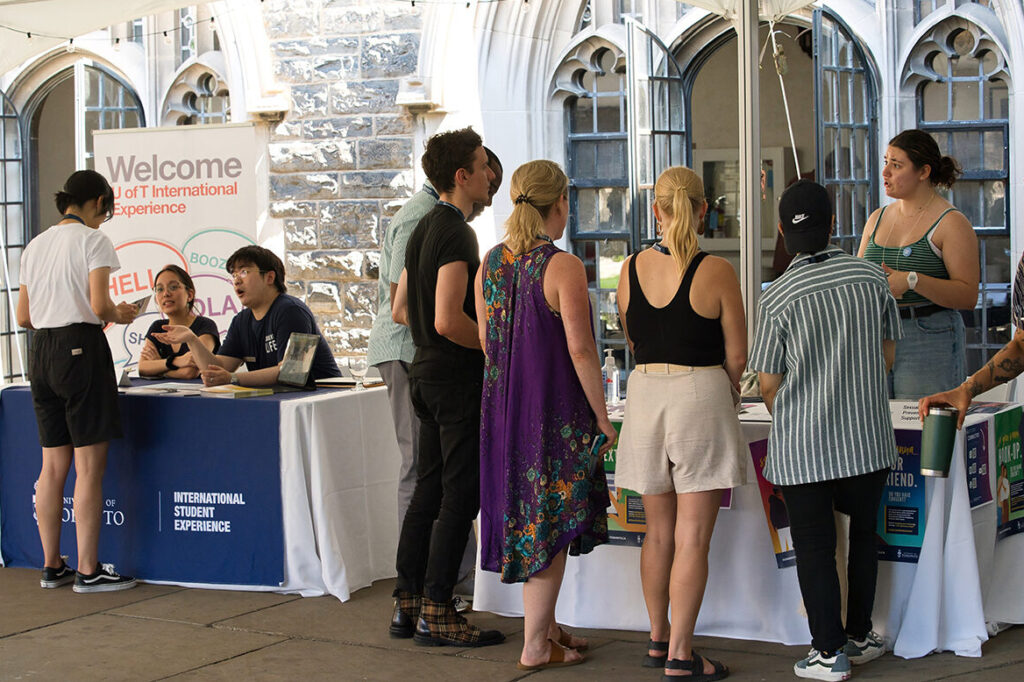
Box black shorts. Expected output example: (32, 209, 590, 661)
(29, 323, 122, 448)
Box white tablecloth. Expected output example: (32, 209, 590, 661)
(278, 386, 401, 601)
(474, 412, 1024, 658)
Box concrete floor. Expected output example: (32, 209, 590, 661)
(1, 567, 1023, 681)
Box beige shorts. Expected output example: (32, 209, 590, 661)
(614, 364, 747, 495)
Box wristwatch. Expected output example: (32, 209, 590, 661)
(907, 271, 919, 291)
(229, 373, 239, 385)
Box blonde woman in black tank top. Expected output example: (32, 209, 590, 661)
(614, 166, 746, 681)
(856, 129, 978, 399)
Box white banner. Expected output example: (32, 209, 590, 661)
(93, 123, 264, 369)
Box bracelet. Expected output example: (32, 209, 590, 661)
(166, 355, 176, 371)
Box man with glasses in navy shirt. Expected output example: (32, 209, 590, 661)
(156, 245, 340, 386)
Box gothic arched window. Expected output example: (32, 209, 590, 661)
(906, 18, 1011, 370)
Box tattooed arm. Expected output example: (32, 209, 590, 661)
(919, 327, 1024, 429)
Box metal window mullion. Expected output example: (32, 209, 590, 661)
(625, 19, 640, 253)
(979, 239, 989, 347)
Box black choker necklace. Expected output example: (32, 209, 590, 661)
(537, 234, 553, 244)
(652, 243, 670, 255)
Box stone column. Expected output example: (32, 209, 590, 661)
(263, 0, 421, 356)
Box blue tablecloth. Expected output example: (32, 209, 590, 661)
(0, 383, 289, 586)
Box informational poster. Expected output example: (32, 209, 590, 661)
(602, 418, 736, 547)
(994, 407, 1024, 539)
(965, 421, 993, 509)
(876, 430, 926, 563)
(603, 420, 645, 547)
(749, 439, 796, 569)
(93, 124, 269, 369)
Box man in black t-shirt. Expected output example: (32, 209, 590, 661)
(388, 128, 503, 648)
(156, 246, 340, 386)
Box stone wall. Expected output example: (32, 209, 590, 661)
(263, 0, 420, 356)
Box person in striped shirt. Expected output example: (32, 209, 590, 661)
(750, 180, 902, 682)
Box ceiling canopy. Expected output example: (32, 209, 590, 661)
(0, 0, 211, 75)
(682, 0, 816, 22)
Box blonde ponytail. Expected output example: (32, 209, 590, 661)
(504, 160, 569, 255)
(655, 166, 705, 274)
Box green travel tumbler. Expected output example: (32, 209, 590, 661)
(920, 407, 957, 477)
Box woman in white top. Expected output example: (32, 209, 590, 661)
(17, 170, 139, 593)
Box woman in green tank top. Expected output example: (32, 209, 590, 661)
(857, 129, 979, 399)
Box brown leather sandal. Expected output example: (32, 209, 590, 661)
(516, 639, 585, 671)
(555, 626, 589, 651)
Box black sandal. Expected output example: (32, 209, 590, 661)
(642, 639, 669, 668)
(663, 651, 729, 682)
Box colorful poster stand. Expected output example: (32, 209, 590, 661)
(965, 421, 993, 509)
(994, 407, 1024, 538)
(749, 439, 796, 569)
(602, 418, 736, 547)
(876, 430, 926, 563)
(93, 124, 266, 369)
(603, 421, 645, 547)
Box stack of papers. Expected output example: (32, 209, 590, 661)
(199, 385, 274, 398)
(124, 382, 202, 396)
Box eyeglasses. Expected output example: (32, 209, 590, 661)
(153, 283, 185, 294)
(230, 268, 267, 281)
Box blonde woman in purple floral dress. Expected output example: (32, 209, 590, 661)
(474, 160, 616, 671)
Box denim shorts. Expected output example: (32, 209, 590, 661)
(890, 308, 966, 400)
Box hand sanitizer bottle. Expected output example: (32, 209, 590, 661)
(602, 349, 620, 404)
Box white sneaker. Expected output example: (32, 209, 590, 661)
(794, 649, 852, 681)
(843, 631, 886, 665)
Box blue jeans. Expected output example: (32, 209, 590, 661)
(890, 309, 965, 400)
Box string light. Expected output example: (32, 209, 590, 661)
(0, 0, 498, 47)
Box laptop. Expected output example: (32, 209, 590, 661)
(273, 332, 320, 393)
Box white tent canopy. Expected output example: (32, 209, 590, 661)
(684, 0, 816, 22)
(0, 0, 209, 75)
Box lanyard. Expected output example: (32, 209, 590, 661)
(437, 200, 465, 221)
(62, 214, 87, 226)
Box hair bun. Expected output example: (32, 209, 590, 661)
(934, 155, 963, 188)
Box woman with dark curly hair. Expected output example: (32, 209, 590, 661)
(858, 128, 979, 399)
